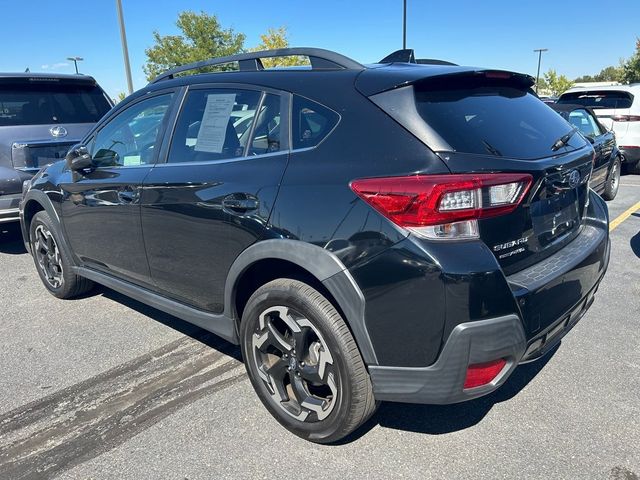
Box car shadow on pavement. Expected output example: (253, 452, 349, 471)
(631, 230, 640, 258)
(97, 286, 243, 361)
(85, 283, 556, 443)
(0, 223, 27, 254)
(338, 345, 559, 444)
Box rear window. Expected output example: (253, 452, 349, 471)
(0, 82, 112, 126)
(558, 90, 633, 109)
(414, 84, 585, 159)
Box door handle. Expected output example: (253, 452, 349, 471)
(222, 195, 259, 214)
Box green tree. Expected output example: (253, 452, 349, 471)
(575, 65, 623, 83)
(621, 38, 640, 84)
(250, 26, 308, 68)
(595, 66, 623, 82)
(543, 69, 573, 96)
(143, 11, 245, 81)
(116, 92, 127, 103)
(535, 76, 549, 93)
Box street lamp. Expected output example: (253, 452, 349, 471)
(533, 48, 548, 93)
(116, 0, 134, 95)
(67, 56, 83, 74)
(402, 0, 407, 49)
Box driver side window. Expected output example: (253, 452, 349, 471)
(90, 94, 172, 167)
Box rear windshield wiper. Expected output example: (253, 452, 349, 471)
(551, 127, 578, 151)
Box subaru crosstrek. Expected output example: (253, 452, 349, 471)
(1, 73, 112, 224)
(20, 48, 610, 443)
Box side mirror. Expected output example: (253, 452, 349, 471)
(586, 136, 595, 145)
(66, 145, 93, 171)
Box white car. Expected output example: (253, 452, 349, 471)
(558, 84, 640, 173)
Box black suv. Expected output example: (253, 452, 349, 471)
(1, 73, 112, 224)
(20, 48, 610, 443)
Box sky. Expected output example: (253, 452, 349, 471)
(3, 0, 639, 98)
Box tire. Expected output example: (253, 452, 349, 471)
(602, 156, 621, 201)
(240, 279, 377, 443)
(29, 211, 94, 299)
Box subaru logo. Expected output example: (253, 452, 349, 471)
(49, 126, 68, 138)
(567, 170, 581, 188)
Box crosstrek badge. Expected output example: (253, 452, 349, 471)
(493, 236, 528, 252)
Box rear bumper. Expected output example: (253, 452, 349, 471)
(369, 314, 526, 403)
(368, 191, 610, 404)
(0, 193, 22, 223)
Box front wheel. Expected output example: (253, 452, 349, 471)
(240, 279, 377, 443)
(29, 211, 94, 299)
(602, 156, 621, 201)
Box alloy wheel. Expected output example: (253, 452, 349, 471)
(251, 306, 338, 422)
(610, 162, 619, 193)
(33, 225, 64, 289)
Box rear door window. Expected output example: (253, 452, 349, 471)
(168, 88, 288, 163)
(558, 90, 633, 109)
(412, 83, 586, 159)
(0, 82, 112, 126)
(168, 89, 261, 163)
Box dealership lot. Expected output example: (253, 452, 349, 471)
(0, 177, 638, 479)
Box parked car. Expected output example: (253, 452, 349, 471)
(20, 48, 610, 443)
(549, 103, 621, 200)
(0, 73, 112, 224)
(558, 84, 640, 173)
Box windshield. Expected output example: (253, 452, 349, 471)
(414, 84, 586, 159)
(0, 82, 112, 126)
(558, 90, 633, 109)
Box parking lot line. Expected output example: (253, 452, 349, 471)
(609, 199, 640, 231)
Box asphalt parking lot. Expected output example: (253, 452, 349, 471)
(0, 177, 638, 480)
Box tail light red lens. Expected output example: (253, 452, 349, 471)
(464, 358, 507, 389)
(350, 173, 532, 229)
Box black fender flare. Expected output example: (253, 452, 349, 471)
(21, 189, 75, 264)
(224, 239, 378, 365)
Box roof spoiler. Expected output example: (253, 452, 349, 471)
(379, 49, 458, 66)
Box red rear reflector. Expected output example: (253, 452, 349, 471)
(350, 173, 532, 227)
(464, 359, 507, 389)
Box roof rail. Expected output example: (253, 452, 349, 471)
(378, 49, 458, 66)
(151, 47, 364, 83)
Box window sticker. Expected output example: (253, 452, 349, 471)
(194, 93, 236, 153)
(123, 155, 141, 166)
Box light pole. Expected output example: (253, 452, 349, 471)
(67, 56, 83, 74)
(402, 0, 407, 49)
(116, 0, 134, 95)
(534, 48, 548, 93)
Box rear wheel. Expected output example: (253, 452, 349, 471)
(240, 279, 377, 443)
(602, 156, 621, 201)
(29, 211, 93, 299)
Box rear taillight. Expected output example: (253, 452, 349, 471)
(611, 115, 640, 122)
(350, 173, 532, 240)
(464, 358, 507, 389)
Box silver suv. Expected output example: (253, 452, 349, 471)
(0, 73, 112, 223)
